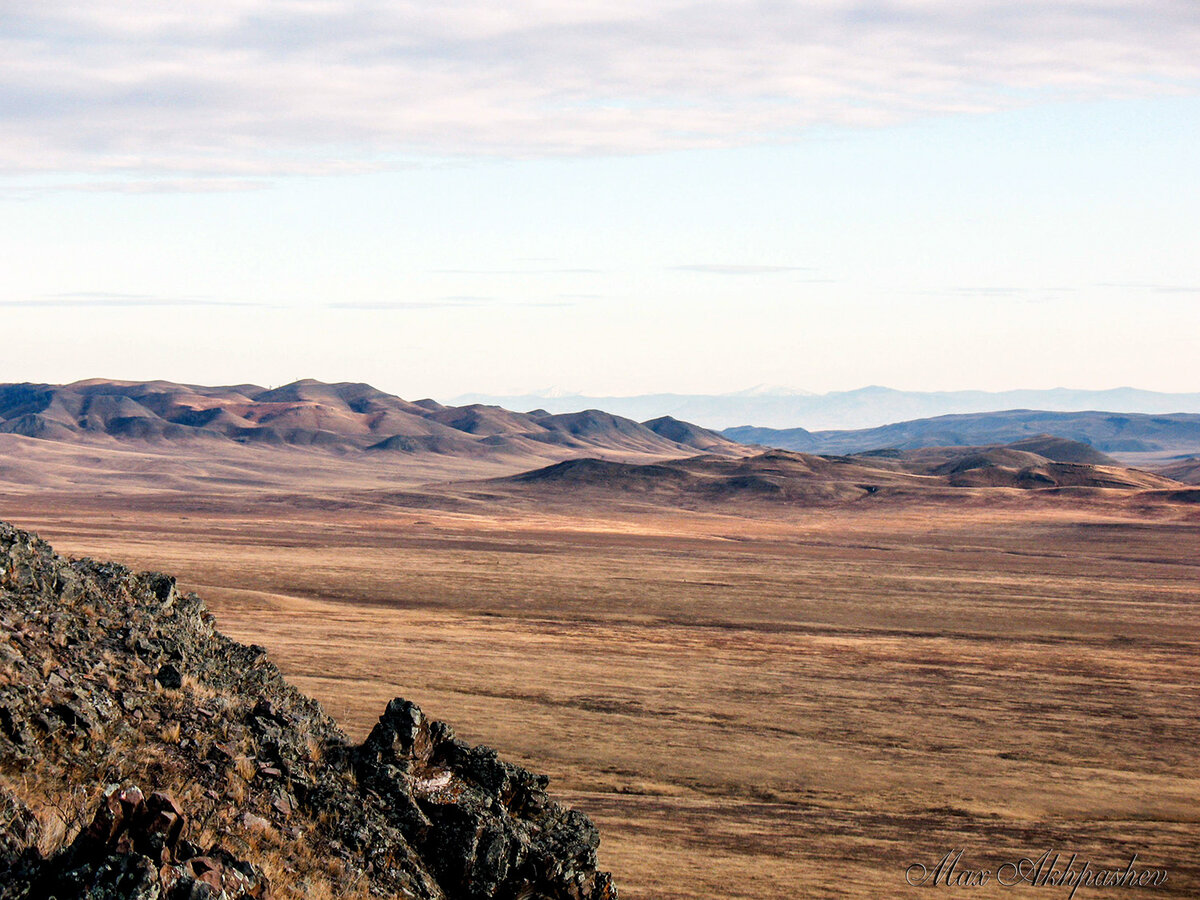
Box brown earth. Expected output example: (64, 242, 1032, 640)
(2, 436, 1198, 898)
(1156, 457, 1200, 485)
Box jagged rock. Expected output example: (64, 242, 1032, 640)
(0, 786, 39, 873)
(357, 699, 616, 900)
(156, 664, 183, 690)
(0, 522, 617, 899)
(0, 706, 32, 746)
(15, 780, 271, 900)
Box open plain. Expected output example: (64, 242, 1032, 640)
(2, 433, 1198, 898)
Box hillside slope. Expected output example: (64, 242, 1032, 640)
(496, 442, 1180, 507)
(0, 523, 616, 900)
(1157, 457, 1200, 485)
(0, 379, 742, 464)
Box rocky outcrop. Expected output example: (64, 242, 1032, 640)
(0, 522, 616, 899)
(3, 783, 273, 900)
(356, 699, 614, 900)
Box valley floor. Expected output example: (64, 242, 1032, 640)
(3, 470, 1199, 898)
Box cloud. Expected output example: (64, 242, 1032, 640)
(3, 292, 267, 308)
(7, 293, 577, 311)
(328, 298, 491, 310)
(71, 178, 272, 194)
(2, 177, 272, 199)
(432, 268, 601, 275)
(1096, 282, 1200, 294)
(914, 283, 1200, 304)
(671, 264, 814, 275)
(938, 286, 1056, 296)
(2, 2, 1198, 181)
(328, 296, 576, 310)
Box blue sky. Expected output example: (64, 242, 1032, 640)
(2, 1, 1198, 398)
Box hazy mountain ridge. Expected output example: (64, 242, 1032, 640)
(725, 411, 1200, 464)
(457, 387, 1200, 431)
(0, 379, 744, 463)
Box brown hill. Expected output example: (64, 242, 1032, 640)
(1156, 457, 1200, 485)
(892, 440, 1171, 490)
(1004, 434, 1119, 465)
(0, 379, 746, 466)
(511, 458, 695, 492)
(502, 449, 914, 505)
(530, 410, 686, 454)
(888, 435, 1119, 470)
(427, 404, 548, 437)
(497, 441, 1181, 506)
(641, 415, 746, 453)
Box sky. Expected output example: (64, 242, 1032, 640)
(2, 1, 1199, 400)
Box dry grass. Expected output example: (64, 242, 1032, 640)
(303, 736, 324, 765)
(3, 447, 1198, 899)
(1, 776, 93, 858)
(234, 755, 257, 783)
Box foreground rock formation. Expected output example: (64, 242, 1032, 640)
(0, 522, 616, 899)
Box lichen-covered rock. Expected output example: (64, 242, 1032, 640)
(0, 522, 617, 899)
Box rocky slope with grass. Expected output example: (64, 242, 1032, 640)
(0, 522, 616, 900)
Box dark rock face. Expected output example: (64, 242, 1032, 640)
(357, 699, 616, 900)
(0, 522, 617, 899)
(18, 784, 273, 900)
(157, 663, 184, 690)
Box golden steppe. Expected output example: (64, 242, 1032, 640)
(2, 434, 1198, 898)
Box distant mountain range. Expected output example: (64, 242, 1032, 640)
(456, 387, 1200, 431)
(725, 410, 1200, 466)
(0, 379, 744, 463)
(6, 380, 1199, 482)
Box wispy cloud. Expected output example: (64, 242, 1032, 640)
(941, 286, 1071, 296)
(3, 292, 267, 308)
(69, 178, 272, 194)
(2, 2, 1197, 182)
(1096, 282, 1200, 294)
(432, 268, 601, 275)
(328, 297, 492, 310)
(671, 264, 814, 275)
(912, 284, 1082, 296)
(7, 293, 578, 310)
(328, 297, 576, 310)
(914, 283, 1200, 304)
(2, 177, 272, 200)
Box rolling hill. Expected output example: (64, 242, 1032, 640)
(495, 439, 1182, 507)
(1158, 457, 1200, 485)
(0, 379, 746, 464)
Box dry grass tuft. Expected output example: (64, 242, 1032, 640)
(234, 756, 257, 782)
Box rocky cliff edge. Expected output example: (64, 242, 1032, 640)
(0, 522, 616, 900)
